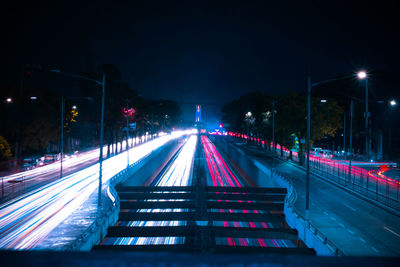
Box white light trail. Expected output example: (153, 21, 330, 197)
(0, 130, 193, 249)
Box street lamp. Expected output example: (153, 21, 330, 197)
(357, 71, 369, 158)
(357, 71, 367, 79)
(50, 69, 105, 211)
(245, 111, 253, 140)
(306, 70, 366, 223)
(6, 98, 12, 103)
(390, 99, 397, 106)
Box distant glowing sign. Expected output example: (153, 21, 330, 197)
(123, 107, 136, 119)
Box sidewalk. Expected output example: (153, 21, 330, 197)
(219, 137, 400, 256)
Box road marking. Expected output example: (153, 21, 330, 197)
(331, 217, 337, 221)
(371, 247, 380, 253)
(324, 211, 329, 216)
(359, 237, 366, 243)
(384, 226, 400, 238)
(348, 229, 354, 235)
(343, 203, 356, 212)
(339, 223, 345, 227)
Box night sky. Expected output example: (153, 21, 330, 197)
(2, 0, 399, 124)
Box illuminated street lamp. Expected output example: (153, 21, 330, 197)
(50, 69, 105, 212)
(390, 99, 397, 106)
(6, 98, 12, 103)
(245, 111, 254, 141)
(305, 70, 368, 225)
(357, 71, 367, 79)
(357, 70, 369, 158)
(72, 105, 77, 110)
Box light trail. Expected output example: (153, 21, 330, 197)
(202, 135, 296, 248)
(104, 135, 198, 246)
(0, 130, 193, 249)
(201, 135, 242, 187)
(1, 134, 157, 184)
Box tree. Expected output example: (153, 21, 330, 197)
(0, 136, 12, 161)
(221, 91, 344, 160)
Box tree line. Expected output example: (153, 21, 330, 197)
(221, 91, 343, 162)
(0, 64, 181, 166)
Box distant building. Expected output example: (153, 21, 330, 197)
(195, 105, 201, 122)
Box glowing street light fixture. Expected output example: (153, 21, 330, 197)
(320, 99, 327, 103)
(357, 71, 367, 79)
(6, 98, 12, 103)
(72, 105, 77, 110)
(30, 96, 37, 100)
(246, 111, 252, 117)
(390, 99, 397, 106)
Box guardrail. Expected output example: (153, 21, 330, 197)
(272, 168, 344, 256)
(231, 134, 400, 213)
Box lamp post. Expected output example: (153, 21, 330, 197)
(245, 111, 252, 141)
(50, 70, 105, 210)
(306, 71, 366, 223)
(348, 99, 354, 183)
(271, 100, 275, 180)
(357, 71, 369, 158)
(60, 96, 64, 179)
(125, 99, 130, 168)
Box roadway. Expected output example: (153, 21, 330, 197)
(0, 137, 151, 203)
(0, 131, 191, 249)
(216, 136, 400, 256)
(97, 134, 309, 252)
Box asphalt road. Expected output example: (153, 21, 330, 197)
(221, 137, 400, 256)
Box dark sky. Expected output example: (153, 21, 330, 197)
(2, 0, 399, 125)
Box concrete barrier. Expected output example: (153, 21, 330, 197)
(213, 137, 341, 256)
(67, 138, 184, 251)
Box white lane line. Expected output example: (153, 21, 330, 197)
(339, 223, 345, 227)
(384, 226, 400, 238)
(343, 203, 356, 212)
(324, 211, 329, 216)
(359, 237, 366, 243)
(348, 229, 355, 235)
(371, 247, 380, 253)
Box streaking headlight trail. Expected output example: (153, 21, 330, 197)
(105, 135, 198, 246)
(0, 130, 193, 250)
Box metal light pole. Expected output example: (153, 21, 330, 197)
(50, 69, 106, 211)
(306, 76, 311, 222)
(60, 96, 64, 179)
(357, 71, 369, 158)
(271, 100, 275, 179)
(98, 73, 105, 209)
(348, 99, 354, 182)
(343, 111, 346, 153)
(125, 99, 130, 168)
(365, 78, 369, 158)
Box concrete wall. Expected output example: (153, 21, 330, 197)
(70, 137, 185, 251)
